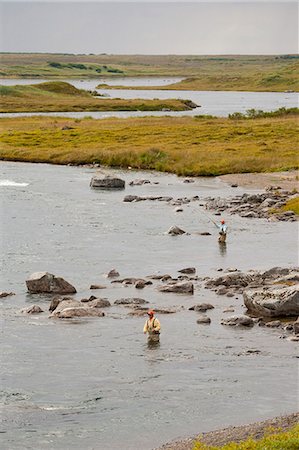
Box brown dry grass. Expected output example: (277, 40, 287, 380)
(0, 115, 298, 176)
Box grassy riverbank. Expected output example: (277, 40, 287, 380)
(0, 82, 195, 112)
(158, 413, 299, 450)
(1, 53, 298, 92)
(0, 113, 298, 176)
(193, 423, 299, 449)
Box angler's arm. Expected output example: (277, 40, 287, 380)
(154, 319, 161, 332)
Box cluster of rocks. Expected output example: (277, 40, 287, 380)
(124, 194, 173, 203)
(201, 266, 299, 338)
(123, 194, 200, 207)
(13, 266, 299, 340)
(205, 188, 298, 221)
(204, 266, 298, 300)
(112, 278, 153, 289)
(21, 295, 109, 318)
(129, 179, 159, 186)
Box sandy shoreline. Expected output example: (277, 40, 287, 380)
(219, 170, 298, 191)
(156, 412, 299, 449)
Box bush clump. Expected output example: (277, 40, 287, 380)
(229, 107, 299, 120)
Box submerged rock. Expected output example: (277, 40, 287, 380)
(21, 305, 44, 314)
(26, 272, 76, 294)
(189, 303, 214, 312)
(0, 291, 15, 298)
(129, 179, 151, 186)
(178, 267, 196, 274)
(106, 269, 120, 278)
(196, 315, 211, 324)
(114, 298, 149, 305)
(90, 284, 107, 290)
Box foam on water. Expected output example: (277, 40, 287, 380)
(0, 179, 29, 187)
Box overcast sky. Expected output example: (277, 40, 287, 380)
(0, 1, 298, 54)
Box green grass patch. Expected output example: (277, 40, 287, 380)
(282, 197, 299, 215)
(193, 423, 299, 449)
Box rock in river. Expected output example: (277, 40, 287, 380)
(158, 281, 194, 294)
(221, 315, 254, 327)
(0, 292, 15, 298)
(21, 305, 44, 314)
(26, 272, 76, 294)
(167, 225, 186, 236)
(196, 315, 211, 324)
(243, 285, 299, 317)
(50, 298, 105, 318)
(90, 175, 125, 190)
(178, 267, 196, 274)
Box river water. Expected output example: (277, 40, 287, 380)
(0, 77, 298, 118)
(1, 161, 298, 450)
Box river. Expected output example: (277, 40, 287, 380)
(1, 161, 298, 450)
(0, 77, 298, 118)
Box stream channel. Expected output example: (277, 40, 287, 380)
(0, 77, 298, 118)
(0, 161, 298, 450)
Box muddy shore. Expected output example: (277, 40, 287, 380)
(156, 412, 299, 449)
(219, 170, 298, 191)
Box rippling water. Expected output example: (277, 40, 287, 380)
(1, 162, 298, 450)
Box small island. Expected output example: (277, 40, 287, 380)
(0, 81, 198, 113)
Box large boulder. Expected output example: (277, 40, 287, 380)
(26, 272, 76, 294)
(50, 298, 81, 314)
(54, 307, 105, 319)
(243, 285, 299, 318)
(90, 175, 125, 190)
(50, 298, 105, 318)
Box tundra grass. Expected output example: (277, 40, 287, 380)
(0, 115, 298, 176)
(1, 53, 298, 92)
(0, 82, 194, 112)
(282, 197, 299, 214)
(193, 423, 299, 449)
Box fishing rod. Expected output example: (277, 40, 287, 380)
(199, 207, 219, 228)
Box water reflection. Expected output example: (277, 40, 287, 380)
(218, 242, 227, 256)
(147, 339, 160, 350)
